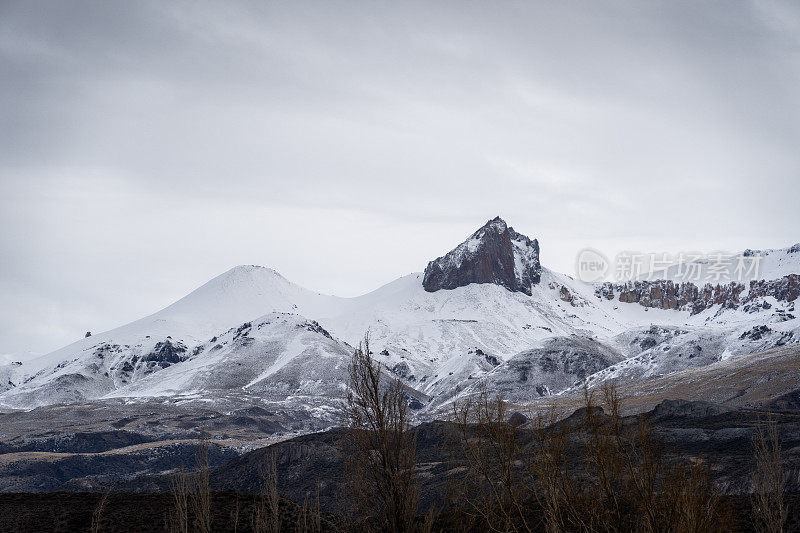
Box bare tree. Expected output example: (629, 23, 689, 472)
(667, 460, 723, 533)
(451, 386, 531, 532)
(344, 335, 420, 532)
(451, 381, 729, 532)
(191, 438, 213, 533)
(168, 438, 214, 533)
(585, 383, 725, 532)
(752, 416, 788, 533)
(529, 403, 571, 533)
(90, 488, 110, 533)
(168, 465, 190, 533)
(296, 483, 324, 533)
(230, 494, 241, 533)
(252, 451, 281, 533)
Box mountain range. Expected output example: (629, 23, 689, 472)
(1, 216, 798, 429)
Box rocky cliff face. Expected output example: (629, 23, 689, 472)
(422, 217, 541, 295)
(595, 274, 799, 315)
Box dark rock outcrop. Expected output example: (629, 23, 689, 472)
(650, 399, 733, 420)
(142, 339, 187, 365)
(739, 325, 772, 341)
(422, 217, 541, 295)
(748, 274, 800, 303)
(595, 274, 799, 315)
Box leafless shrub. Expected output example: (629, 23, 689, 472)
(344, 335, 420, 533)
(752, 416, 788, 533)
(296, 494, 310, 533)
(583, 383, 726, 532)
(580, 384, 626, 530)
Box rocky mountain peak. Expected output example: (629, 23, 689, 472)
(422, 217, 541, 295)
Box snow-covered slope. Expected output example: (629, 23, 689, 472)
(1, 218, 798, 418)
(318, 267, 657, 401)
(104, 313, 352, 402)
(0, 266, 346, 406)
(5, 265, 340, 378)
(635, 243, 800, 283)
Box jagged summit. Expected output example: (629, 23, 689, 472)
(422, 216, 541, 295)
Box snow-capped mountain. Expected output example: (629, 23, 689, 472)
(1, 217, 798, 419)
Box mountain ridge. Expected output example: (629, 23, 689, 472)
(0, 218, 798, 420)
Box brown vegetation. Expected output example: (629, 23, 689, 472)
(449, 383, 731, 532)
(144, 340, 795, 532)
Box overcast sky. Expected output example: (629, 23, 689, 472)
(1, 1, 799, 357)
